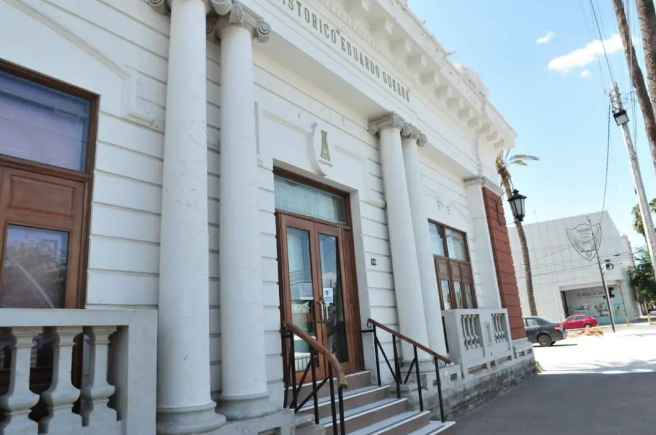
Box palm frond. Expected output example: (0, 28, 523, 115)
(510, 160, 528, 166)
(508, 154, 539, 162)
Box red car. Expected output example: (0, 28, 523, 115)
(562, 314, 599, 330)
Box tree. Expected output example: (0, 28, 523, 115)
(631, 198, 656, 239)
(612, 0, 656, 177)
(629, 247, 656, 305)
(635, 0, 656, 114)
(496, 152, 539, 316)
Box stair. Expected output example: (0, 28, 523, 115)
(291, 371, 455, 435)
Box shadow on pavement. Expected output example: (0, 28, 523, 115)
(455, 372, 656, 435)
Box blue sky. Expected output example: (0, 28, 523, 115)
(409, 0, 655, 250)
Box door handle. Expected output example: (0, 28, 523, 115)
(317, 300, 328, 324)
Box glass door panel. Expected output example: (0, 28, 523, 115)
(286, 227, 317, 372)
(319, 233, 349, 363)
(1, 225, 69, 308)
(279, 215, 326, 381)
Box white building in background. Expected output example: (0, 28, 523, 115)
(509, 211, 640, 325)
(0, 1, 535, 434)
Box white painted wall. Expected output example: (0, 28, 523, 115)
(0, 0, 514, 406)
(509, 211, 640, 322)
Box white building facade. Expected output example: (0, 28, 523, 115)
(509, 211, 640, 325)
(0, 1, 535, 434)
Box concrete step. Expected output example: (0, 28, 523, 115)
(348, 411, 431, 435)
(290, 371, 371, 403)
(295, 413, 325, 435)
(320, 398, 408, 435)
(298, 385, 390, 420)
(407, 421, 456, 435)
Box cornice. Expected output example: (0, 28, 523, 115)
(304, 0, 514, 145)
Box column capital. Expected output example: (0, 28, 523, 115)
(401, 123, 428, 147)
(209, 1, 271, 43)
(368, 112, 406, 136)
(148, 0, 211, 15)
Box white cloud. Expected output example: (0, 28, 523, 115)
(536, 31, 556, 45)
(580, 70, 591, 78)
(548, 34, 623, 73)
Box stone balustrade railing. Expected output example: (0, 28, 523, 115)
(0, 309, 157, 435)
(442, 308, 513, 379)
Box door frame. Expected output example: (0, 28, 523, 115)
(275, 170, 364, 379)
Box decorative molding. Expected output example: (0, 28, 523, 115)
(148, 0, 211, 14)
(465, 176, 504, 196)
(401, 123, 428, 147)
(210, 1, 271, 43)
(308, 123, 335, 177)
(367, 112, 405, 135)
(305, 0, 514, 140)
(6, 0, 153, 126)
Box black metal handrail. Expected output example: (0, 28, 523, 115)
(282, 321, 347, 435)
(362, 318, 451, 423)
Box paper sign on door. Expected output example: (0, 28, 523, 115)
(323, 288, 334, 306)
(299, 283, 314, 301)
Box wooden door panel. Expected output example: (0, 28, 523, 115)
(8, 175, 77, 217)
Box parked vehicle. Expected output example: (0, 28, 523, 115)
(524, 316, 566, 347)
(562, 314, 598, 330)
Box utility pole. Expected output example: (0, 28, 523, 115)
(612, 0, 656, 177)
(611, 83, 656, 279)
(588, 216, 615, 333)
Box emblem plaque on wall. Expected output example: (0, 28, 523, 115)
(309, 123, 335, 177)
(566, 223, 602, 261)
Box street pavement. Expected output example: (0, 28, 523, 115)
(455, 325, 656, 435)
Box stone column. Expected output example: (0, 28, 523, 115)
(368, 113, 430, 361)
(401, 124, 448, 356)
(213, 2, 278, 420)
(152, 0, 226, 433)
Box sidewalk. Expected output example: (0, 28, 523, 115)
(455, 325, 656, 435)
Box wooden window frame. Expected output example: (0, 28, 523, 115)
(429, 219, 478, 310)
(0, 58, 99, 309)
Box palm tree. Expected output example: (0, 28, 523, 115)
(632, 199, 656, 240)
(496, 152, 539, 316)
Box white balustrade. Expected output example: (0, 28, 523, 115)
(39, 327, 83, 434)
(81, 326, 117, 427)
(0, 327, 41, 435)
(442, 308, 513, 378)
(0, 309, 156, 435)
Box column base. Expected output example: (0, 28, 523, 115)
(217, 392, 280, 420)
(157, 402, 226, 435)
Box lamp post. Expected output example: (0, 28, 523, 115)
(508, 189, 527, 223)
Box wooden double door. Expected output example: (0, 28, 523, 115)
(278, 213, 362, 380)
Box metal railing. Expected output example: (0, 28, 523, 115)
(363, 318, 451, 422)
(282, 321, 347, 435)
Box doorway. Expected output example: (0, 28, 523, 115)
(275, 175, 362, 381)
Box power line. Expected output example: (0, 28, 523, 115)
(578, 0, 608, 88)
(589, 0, 616, 83)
